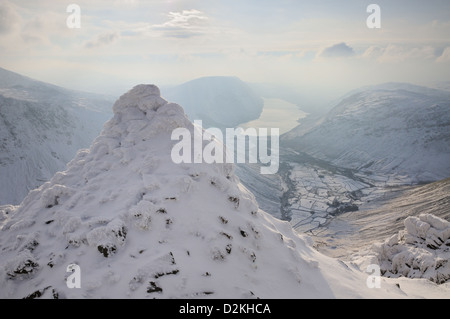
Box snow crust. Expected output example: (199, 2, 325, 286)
(0, 84, 448, 299)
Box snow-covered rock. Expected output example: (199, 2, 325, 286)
(0, 67, 113, 205)
(357, 214, 450, 284)
(0, 84, 448, 299)
(282, 83, 450, 184)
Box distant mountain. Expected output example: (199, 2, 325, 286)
(1, 84, 445, 298)
(248, 82, 333, 116)
(282, 83, 450, 183)
(162, 76, 263, 128)
(0, 67, 114, 205)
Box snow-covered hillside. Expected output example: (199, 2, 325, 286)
(1, 84, 448, 299)
(0, 67, 113, 205)
(311, 177, 450, 261)
(282, 83, 450, 184)
(162, 76, 263, 128)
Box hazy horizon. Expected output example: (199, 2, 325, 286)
(1, 1, 450, 99)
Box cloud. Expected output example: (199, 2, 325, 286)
(363, 45, 437, 63)
(361, 46, 383, 59)
(436, 47, 450, 63)
(152, 9, 209, 38)
(0, 2, 20, 35)
(319, 42, 355, 58)
(85, 32, 120, 49)
(114, 0, 139, 7)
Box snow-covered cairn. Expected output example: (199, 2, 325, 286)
(370, 214, 450, 284)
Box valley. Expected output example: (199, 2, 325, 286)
(237, 146, 450, 268)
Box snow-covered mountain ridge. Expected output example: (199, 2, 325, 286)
(282, 83, 450, 184)
(2, 84, 447, 298)
(0, 67, 113, 205)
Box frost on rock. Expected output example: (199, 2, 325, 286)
(5, 251, 40, 280)
(368, 214, 450, 284)
(0, 205, 15, 220)
(112, 84, 164, 114)
(41, 184, 74, 209)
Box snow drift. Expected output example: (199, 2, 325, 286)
(0, 84, 448, 299)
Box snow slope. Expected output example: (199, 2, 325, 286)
(282, 83, 450, 183)
(162, 76, 263, 128)
(0, 84, 448, 299)
(0, 67, 113, 205)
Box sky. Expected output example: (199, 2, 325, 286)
(1, 0, 450, 98)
